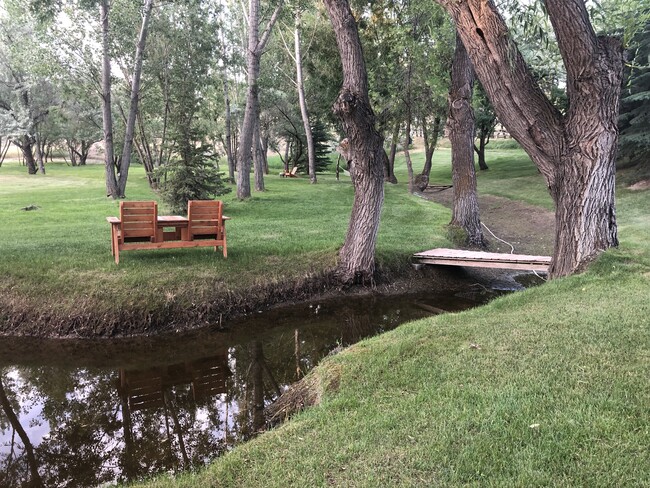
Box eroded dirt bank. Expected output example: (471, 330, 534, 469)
(0, 266, 477, 339)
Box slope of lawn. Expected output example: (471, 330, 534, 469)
(132, 150, 650, 487)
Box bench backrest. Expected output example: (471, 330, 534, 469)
(188, 200, 223, 239)
(120, 201, 157, 243)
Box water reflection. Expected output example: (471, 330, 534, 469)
(0, 290, 493, 486)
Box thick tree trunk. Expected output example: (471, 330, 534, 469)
(448, 34, 485, 248)
(236, 18, 259, 198)
(118, 0, 154, 198)
(438, 0, 623, 277)
(16, 137, 37, 175)
(100, 0, 119, 199)
(324, 0, 385, 285)
(294, 13, 317, 184)
(34, 133, 45, 174)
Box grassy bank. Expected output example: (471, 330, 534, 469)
(128, 153, 649, 486)
(1, 153, 457, 335)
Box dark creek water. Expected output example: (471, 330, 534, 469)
(0, 288, 501, 487)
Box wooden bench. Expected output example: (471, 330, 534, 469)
(108, 200, 228, 264)
(280, 166, 299, 178)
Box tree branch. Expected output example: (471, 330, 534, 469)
(256, 1, 284, 55)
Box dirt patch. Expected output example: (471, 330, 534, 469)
(628, 179, 650, 191)
(419, 186, 555, 256)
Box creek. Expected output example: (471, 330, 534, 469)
(0, 286, 505, 486)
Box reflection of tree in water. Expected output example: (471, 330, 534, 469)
(0, 356, 234, 486)
(0, 372, 43, 487)
(0, 295, 430, 485)
(234, 340, 283, 440)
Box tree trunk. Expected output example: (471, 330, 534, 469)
(448, 33, 485, 248)
(421, 116, 441, 178)
(294, 13, 317, 184)
(474, 136, 488, 170)
(236, 0, 282, 199)
(100, 0, 119, 199)
(34, 132, 45, 174)
(253, 119, 265, 191)
(15, 137, 37, 174)
(438, 0, 623, 277)
(223, 75, 235, 183)
(118, 0, 154, 198)
(324, 0, 385, 284)
(386, 120, 399, 183)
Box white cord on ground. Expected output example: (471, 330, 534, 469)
(481, 222, 515, 254)
(532, 269, 548, 281)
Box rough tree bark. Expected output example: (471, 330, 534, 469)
(448, 34, 485, 248)
(100, 0, 119, 198)
(324, 0, 385, 284)
(438, 0, 623, 277)
(236, 0, 282, 199)
(117, 0, 154, 198)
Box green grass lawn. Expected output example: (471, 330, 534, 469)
(0, 153, 454, 332)
(125, 150, 647, 487)
(2, 150, 649, 486)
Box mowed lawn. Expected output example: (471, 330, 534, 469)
(126, 151, 648, 487)
(2, 151, 648, 486)
(0, 153, 453, 321)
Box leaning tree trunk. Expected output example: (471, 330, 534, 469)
(118, 0, 154, 198)
(0, 378, 43, 487)
(448, 34, 485, 248)
(324, 0, 385, 285)
(421, 116, 441, 179)
(438, 0, 623, 277)
(100, 0, 119, 199)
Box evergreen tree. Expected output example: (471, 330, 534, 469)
(619, 20, 650, 179)
(154, 132, 230, 214)
(296, 120, 331, 174)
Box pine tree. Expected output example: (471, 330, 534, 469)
(155, 130, 230, 214)
(619, 20, 650, 179)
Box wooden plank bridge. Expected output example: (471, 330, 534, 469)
(413, 248, 551, 273)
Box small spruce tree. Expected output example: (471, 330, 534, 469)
(619, 20, 650, 179)
(155, 129, 230, 214)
